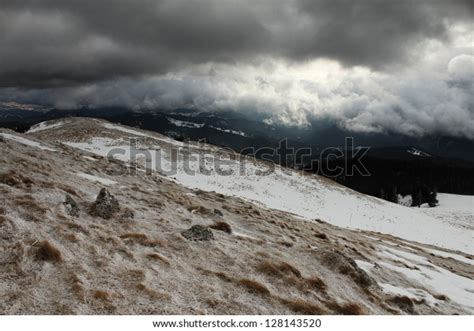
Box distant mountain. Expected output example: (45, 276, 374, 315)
(1, 106, 473, 199)
(3, 106, 472, 162)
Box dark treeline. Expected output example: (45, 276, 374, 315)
(307, 156, 474, 206)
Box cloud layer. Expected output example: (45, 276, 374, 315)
(0, 0, 473, 138)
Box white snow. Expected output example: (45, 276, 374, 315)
(418, 193, 473, 233)
(167, 117, 205, 128)
(82, 155, 98, 162)
(424, 248, 474, 266)
(76, 172, 117, 186)
(379, 283, 439, 305)
(398, 194, 412, 207)
(421, 193, 473, 213)
(0, 132, 57, 151)
(102, 123, 185, 147)
(102, 123, 150, 137)
(407, 147, 431, 157)
(209, 125, 247, 137)
(27, 121, 64, 133)
(354, 259, 375, 273)
(61, 124, 474, 255)
(64, 138, 128, 160)
(379, 246, 430, 265)
(377, 246, 474, 311)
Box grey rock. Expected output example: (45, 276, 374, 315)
(319, 250, 374, 288)
(64, 194, 80, 217)
(213, 208, 224, 217)
(181, 225, 214, 241)
(91, 188, 120, 219)
(121, 208, 135, 219)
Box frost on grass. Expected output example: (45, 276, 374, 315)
(35, 240, 63, 262)
(1, 118, 472, 315)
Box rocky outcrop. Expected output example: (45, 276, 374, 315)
(181, 225, 215, 241)
(63, 194, 79, 217)
(319, 250, 374, 288)
(90, 188, 120, 219)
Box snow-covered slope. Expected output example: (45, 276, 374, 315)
(419, 193, 473, 235)
(1, 118, 472, 314)
(35, 119, 473, 255)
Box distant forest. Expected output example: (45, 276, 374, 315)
(307, 156, 474, 207)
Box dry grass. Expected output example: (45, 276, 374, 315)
(433, 294, 448, 301)
(93, 290, 111, 301)
(55, 183, 78, 196)
(314, 232, 329, 240)
(126, 269, 146, 282)
(0, 207, 7, 224)
(0, 171, 21, 187)
(187, 205, 213, 215)
(280, 298, 327, 315)
(136, 283, 171, 300)
(70, 274, 85, 301)
(35, 240, 63, 262)
(256, 260, 328, 295)
(257, 260, 302, 278)
(72, 282, 86, 301)
(120, 233, 148, 241)
(65, 222, 89, 235)
(319, 250, 373, 288)
(387, 296, 415, 313)
(142, 238, 168, 248)
(304, 276, 328, 292)
(146, 253, 170, 265)
(120, 233, 167, 247)
(329, 302, 365, 315)
(0, 171, 34, 188)
(209, 221, 232, 234)
(278, 240, 293, 247)
(237, 279, 271, 296)
(14, 195, 48, 215)
(198, 268, 233, 283)
(63, 233, 79, 242)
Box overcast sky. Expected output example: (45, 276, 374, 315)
(0, 0, 473, 138)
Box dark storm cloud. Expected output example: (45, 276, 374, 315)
(292, 0, 471, 66)
(0, 0, 271, 87)
(0, 0, 471, 87)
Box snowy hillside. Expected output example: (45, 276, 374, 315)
(34, 120, 472, 255)
(419, 193, 473, 234)
(1, 118, 472, 314)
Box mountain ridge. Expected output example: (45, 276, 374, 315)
(0, 117, 473, 314)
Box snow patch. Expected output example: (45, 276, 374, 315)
(0, 132, 57, 151)
(377, 246, 474, 311)
(167, 117, 205, 128)
(407, 147, 431, 157)
(379, 283, 439, 305)
(76, 172, 117, 186)
(102, 123, 185, 147)
(27, 121, 64, 133)
(209, 125, 247, 136)
(424, 248, 474, 266)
